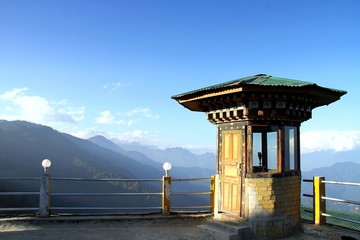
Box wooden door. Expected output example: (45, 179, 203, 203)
(220, 130, 243, 215)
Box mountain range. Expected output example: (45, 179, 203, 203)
(108, 139, 216, 169)
(301, 161, 360, 212)
(0, 120, 358, 214)
(301, 148, 360, 171)
(0, 120, 213, 212)
(87, 135, 216, 178)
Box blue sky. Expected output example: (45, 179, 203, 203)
(0, 0, 359, 154)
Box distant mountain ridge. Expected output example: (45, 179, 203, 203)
(302, 161, 360, 212)
(110, 138, 216, 170)
(0, 120, 212, 211)
(87, 135, 216, 179)
(0, 120, 162, 179)
(301, 148, 360, 171)
(1, 119, 359, 213)
(0, 120, 166, 210)
(0, 120, 216, 180)
(302, 161, 360, 183)
(87, 135, 161, 167)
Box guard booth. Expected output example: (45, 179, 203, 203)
(172, 74, 346, 239)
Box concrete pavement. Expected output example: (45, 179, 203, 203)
(0, 214, 358, 240)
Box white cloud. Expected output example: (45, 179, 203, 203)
(132, 129, 147, 138)
(123, 107, 160, 119)
(116, 119, 134, 126)
(57, 107, 86, 122)
(13, 95, 54, 122)
(70, 127, 106, 140)
(95, 111, 134, 126)
(301, 130, 360, 153)
(96, 107, 159, 126)
(96, 111, 115, 124)
(0, 88, 85, 125)
(179, 144, 216, 155)
(0, 88, 28, 100)
(56, 99, 68, 105)
(103, 82, 126, 93)
(73, 127, 151, 143)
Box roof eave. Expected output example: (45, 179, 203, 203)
(172, 84, 347, 112)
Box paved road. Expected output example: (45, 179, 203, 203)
(0, 215, 348, 240)
(0, 215, 208, 240)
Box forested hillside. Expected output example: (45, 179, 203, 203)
(0, 120, 210, 212)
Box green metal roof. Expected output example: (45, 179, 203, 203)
(171, 74, 346, 99)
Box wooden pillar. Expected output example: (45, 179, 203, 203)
(277, 127, 284, 172)
(295, 126, 301, 171)
(246, 126, 253, 174)
(261, 131, 268, 170)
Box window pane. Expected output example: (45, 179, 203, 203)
(253, 132, 262, 166)
(252, 126, 278, 173)
(284, 126, 298, 171)
(289, 127, 295, 170)
(267, 131, 277, 170)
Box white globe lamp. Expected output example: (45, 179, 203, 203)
(42, 159, 52, 173)
(163, 162, 172, 176)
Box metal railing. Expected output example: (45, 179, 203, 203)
(303, 176, 360, 229)
(49, 177, 164, 213)
(0, 177, 40, 212)
(171, 177, 213, 211)
(0, 175, 215, 217)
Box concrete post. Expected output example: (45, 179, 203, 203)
(39, 173, 51, 217)
(162, 176, 171, 215)
(313, 176, 326, 225)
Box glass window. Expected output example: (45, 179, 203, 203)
(251, 125, 299, 174)
(252, 132, 262, 167)
(267, 131, 277, 171)
(252, 126, 278, 173)
(284, 126, 298, 171)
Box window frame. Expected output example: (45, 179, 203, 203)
(248, 124, 300, 175)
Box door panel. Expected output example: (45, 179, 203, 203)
(231, 184, 240, 211)
(221, 130, 243, 215)
(223, 183, 230, 209)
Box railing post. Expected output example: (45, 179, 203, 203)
(162, 176, 171, 215)
(214, 174, 220, 217)
(39, 173, 51, 217)
(210, 175, 215, 213)
(313, 176, 326, 225)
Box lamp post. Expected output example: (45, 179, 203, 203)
(39, 159, 51, 217)
(162, 162, 172, 215)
